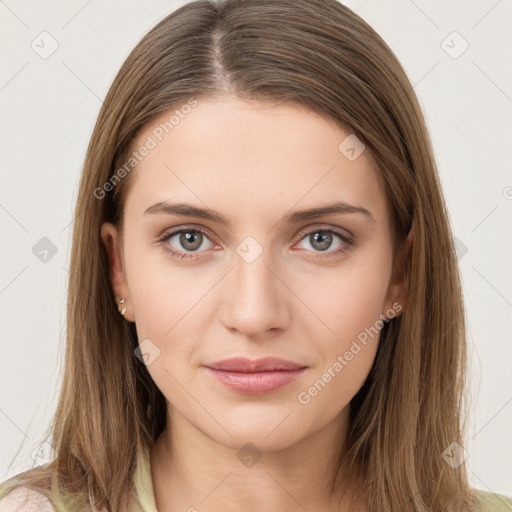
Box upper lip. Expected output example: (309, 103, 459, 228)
(204, 357, 307, 372)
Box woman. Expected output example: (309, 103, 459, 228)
(1, 0, 510, 510)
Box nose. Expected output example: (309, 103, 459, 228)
(220, 244, 290, 338)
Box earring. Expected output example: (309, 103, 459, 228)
(116, 297, 127, 316)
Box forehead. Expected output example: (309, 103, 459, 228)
(123, 95, 388, 225)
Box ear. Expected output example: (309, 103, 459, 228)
(100, 222, 135, 322)
(383, 225, 413, 320)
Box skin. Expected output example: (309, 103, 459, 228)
(101, 95, 412, 512)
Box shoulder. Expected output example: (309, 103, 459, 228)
(0, 486, 55, 512)
(472, 489, 512, 512)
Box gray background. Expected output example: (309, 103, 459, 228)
(1, 0, 511, 497)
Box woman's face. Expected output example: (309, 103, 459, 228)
(102, 95, 410, 451)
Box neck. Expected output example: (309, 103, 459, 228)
(150, 403, 365, 512)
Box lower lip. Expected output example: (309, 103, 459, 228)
(204, 367, 307, 394)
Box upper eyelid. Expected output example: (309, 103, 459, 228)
(296, 224, 353, 239)
(158, 225, 216, 243)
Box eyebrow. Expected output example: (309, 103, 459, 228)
(144, 200, 375, 226)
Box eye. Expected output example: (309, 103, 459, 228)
(157, 227, 215, 259)
(157, 225, 354, 260)
(295, 227, 353, 257)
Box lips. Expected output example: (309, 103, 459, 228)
(203, 357, 308, 394)
(205, 357, 307, 372)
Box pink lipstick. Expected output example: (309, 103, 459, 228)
(204, 357, 308, 394)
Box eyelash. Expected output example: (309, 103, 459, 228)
(157, 225, 354, 260)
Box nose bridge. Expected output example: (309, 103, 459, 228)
(221, 235, 287, 335)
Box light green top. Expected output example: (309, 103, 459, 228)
(474, 491, 512, 512)
(129, 446, 158, 511)
(2, 446, 512, 511)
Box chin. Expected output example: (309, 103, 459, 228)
(212, 428, 303, 454)
(199, 409, 308, 452)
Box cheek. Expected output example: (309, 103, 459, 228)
(295, 270, 388, 410)
(297, 257, 391, 342)
(125, 251, 219, 390)
(125, 243, 207, 337)
(293, 258, 390, 405)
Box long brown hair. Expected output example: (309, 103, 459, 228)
(0, 0, 478, 510)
